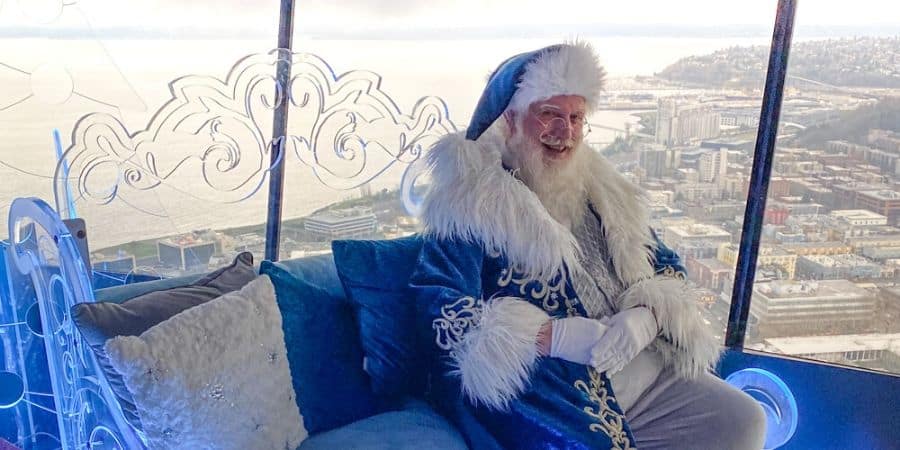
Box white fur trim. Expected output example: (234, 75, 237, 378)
(509, 41, 606, 113)
(421, 131, 582, 281)
(451, 297, 550, 411)
(420, 128, 655, 285)
(617, 277, 722, 379)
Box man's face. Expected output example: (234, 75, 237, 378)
(517, 94, 587, 165)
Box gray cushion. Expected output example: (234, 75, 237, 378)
(71, 252, 256, 429)
(297, 399, 467, 450)
(105, 276, 306, 450)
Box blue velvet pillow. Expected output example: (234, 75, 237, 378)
(259, 260, 382, 434)
(331, 236, 426, 400)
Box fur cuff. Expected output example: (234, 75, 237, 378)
(617, 277, 721, 379)
(452, 297, 550, 411)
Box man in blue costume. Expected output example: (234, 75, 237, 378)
(410, 42, 766, 449)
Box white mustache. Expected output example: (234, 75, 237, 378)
(540, 134, 576, 148)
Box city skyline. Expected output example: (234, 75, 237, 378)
(1, 2, 899, 375)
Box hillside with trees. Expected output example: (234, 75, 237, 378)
(659, 37, 900, 89)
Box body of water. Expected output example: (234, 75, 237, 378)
(0, 36, 771, 247)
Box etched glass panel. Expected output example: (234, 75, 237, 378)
(1, 1, 279, 447)
(0, 0, 279, 282)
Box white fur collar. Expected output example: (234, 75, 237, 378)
(420, 130, 656, 286)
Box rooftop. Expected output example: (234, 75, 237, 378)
(754, 279, 869, 299)
(306, 207, 376, 225)
(801, 254, 879, 267)
(766, 333, 900, 355)
(694, 258, 732, 271)
(158, 231, 218, 248)
(860, 190, 900, 201)
(666, 223, 731, 238)
(782, 241, 850, 249)
(830, 209, 888, 221)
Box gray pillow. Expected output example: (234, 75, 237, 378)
(105, 276, 306, 450)
(71, 252, 256, 430)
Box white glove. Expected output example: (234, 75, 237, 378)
(590, 307, 658, 375)
(549, 317, 609, 365)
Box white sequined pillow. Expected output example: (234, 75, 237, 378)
(105, 275, 306, 450)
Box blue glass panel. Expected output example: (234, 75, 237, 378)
(3, 198, 143, 450)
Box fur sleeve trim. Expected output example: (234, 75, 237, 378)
(451, 297, 550, 410)
(617, 277, 721, 379)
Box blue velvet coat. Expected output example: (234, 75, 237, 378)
(411, 130, 720, 449)
(410, 230, 685, 450)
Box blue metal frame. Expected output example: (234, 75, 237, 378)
(726, 0, 797, 349)
(264, 0, 297, 262)
(717, 349, 900, 449)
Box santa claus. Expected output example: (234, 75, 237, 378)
(410, 41, 766, 449)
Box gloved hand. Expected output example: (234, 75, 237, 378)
(549, 317, 609, 365)
(590, 307, 658, 375)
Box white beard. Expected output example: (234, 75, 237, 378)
(503, 131, 590, 230)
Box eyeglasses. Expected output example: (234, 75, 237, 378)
(533, 107, 591, 136)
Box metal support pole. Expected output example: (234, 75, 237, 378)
(264, 0, 296, 262)
(725, 0, 797, 348)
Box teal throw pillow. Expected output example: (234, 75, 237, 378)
(331, 236, 426, 400)
(260, 260, 382, 434)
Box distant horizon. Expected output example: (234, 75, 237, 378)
(2, 23, 899, 41)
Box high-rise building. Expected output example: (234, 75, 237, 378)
(655, 99, 721, 147)
(639, 146, 669, 178)
(698, 148, 728, 183)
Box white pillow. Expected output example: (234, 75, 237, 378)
(105, 275, 306, 450)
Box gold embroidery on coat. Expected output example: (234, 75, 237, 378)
(432, 296, 483, 357)
(573, 368, 635, 450)
(497, 265, 579, 315)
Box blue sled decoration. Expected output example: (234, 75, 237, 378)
(2, 198, 142, 449)
(725, 368, 798, 449)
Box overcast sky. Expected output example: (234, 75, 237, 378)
(2, 0, 899, 37)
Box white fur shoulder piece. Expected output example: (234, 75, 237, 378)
(420, 130, 656, 285)
(105, 275, 306, 450)
(421, 131, 582, 281)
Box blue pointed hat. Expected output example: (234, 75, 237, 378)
(465, 41, 605, 141)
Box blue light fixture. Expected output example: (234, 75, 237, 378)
(725, 368, 798, 449)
